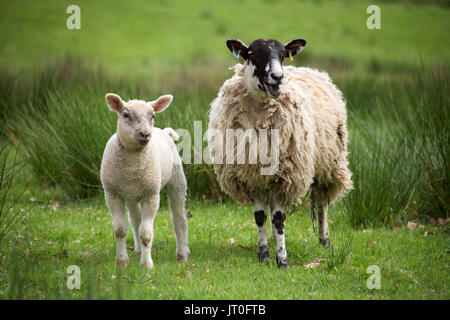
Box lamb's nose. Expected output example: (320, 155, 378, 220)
(270, 72, 283, 82)
(139, 132, 150, 140)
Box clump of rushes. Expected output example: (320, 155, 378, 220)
(342, 66, 449, 228)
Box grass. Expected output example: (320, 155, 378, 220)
(326, 231, 354, 271)
(0, 198, 448, 299)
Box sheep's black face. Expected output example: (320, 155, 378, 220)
(226, 38, 306, 98)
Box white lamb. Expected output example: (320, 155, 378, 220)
(100, 93, 190, 269)
(208, 39, 353, 268)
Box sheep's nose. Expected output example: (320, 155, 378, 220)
(139, 131, 150, 140)
(270, 72, 283, 82)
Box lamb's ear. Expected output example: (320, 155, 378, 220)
(284, 39, 306, 58)
(152, 95, 173, 113)
(226, 39, 249, 60)
(105, 93, 124, 112)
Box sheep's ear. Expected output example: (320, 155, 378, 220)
(284, 39, 306, 58)
(105, 93, 124, 112)
(226, 39, 249, 60)
(152, 95, 173, 113)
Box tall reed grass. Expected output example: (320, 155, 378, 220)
(1, 58, 447, 227)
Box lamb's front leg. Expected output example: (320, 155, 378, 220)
(253, 194, 269, 262)
(270, 198, 288, 269)
(139, 193, 160, 269)
(105, 193, 129, 268)
(126, 201, 142, 254)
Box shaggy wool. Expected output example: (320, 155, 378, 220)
(208, 63, 353, 209)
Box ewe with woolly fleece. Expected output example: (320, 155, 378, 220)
(209, 63, 353, 208)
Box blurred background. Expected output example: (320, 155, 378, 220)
(0, 0, 448, 226)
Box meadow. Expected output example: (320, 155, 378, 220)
(0, 0, 449, 300)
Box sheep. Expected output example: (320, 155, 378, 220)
(207, 38, 353, 268)
(100, 93, 190, 269)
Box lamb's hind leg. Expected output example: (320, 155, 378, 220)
(253, 192, 269, 262)
(166, 167, 190, 263)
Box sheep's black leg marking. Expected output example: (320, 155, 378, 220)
(272, 210, 286, 235)
(254, 210, 269, 262)
(271, 210, 288, 268)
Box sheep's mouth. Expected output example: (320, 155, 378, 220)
(137, 138, 149, 145)
(263, 81, 281, 97)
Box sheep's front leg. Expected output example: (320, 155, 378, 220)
(139, 193, 160, 269)
(270, 199, 288, 269)
(126, 201, 142, 254)
(253, 194, 269, 262)
(105, 193, 129, 268)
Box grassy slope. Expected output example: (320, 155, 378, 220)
(0, 0, 449, 74)
(0, 198, 448, 299)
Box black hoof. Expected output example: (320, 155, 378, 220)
(276, 255, 289, 269)
(258, 245, 270, 262)
(320, 237, 330, 248)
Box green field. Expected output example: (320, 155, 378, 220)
(1, 199, 448, 299)
(0, 0, 449, 74)
(0, 0, 449, 300)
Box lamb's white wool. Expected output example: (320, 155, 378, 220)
(101, 93, 190, 269)
(208, 61, 353, 267)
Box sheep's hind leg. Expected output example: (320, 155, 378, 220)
(105, 193, 129, 268)
(126, 201, 141, 254)
(317, 187, 330, 248)
(253, 194, 269, 262)
(270, 198, 288, 269)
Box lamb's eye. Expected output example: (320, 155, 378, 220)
(150, 113, 155, 120)
(123, 112, 130, 119)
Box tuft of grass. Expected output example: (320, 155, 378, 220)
(326, 231, 354, 271)
(0, 141, 30, 241)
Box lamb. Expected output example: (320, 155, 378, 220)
(100, 93, 190, 269)
(208, 38, 353, 268)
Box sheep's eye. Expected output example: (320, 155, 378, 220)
(123, 112, 130, 119)
(150, 113, 155, 120)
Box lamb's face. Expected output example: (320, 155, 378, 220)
(226, 38, 306, 98)
(105, 93, 173, 150)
